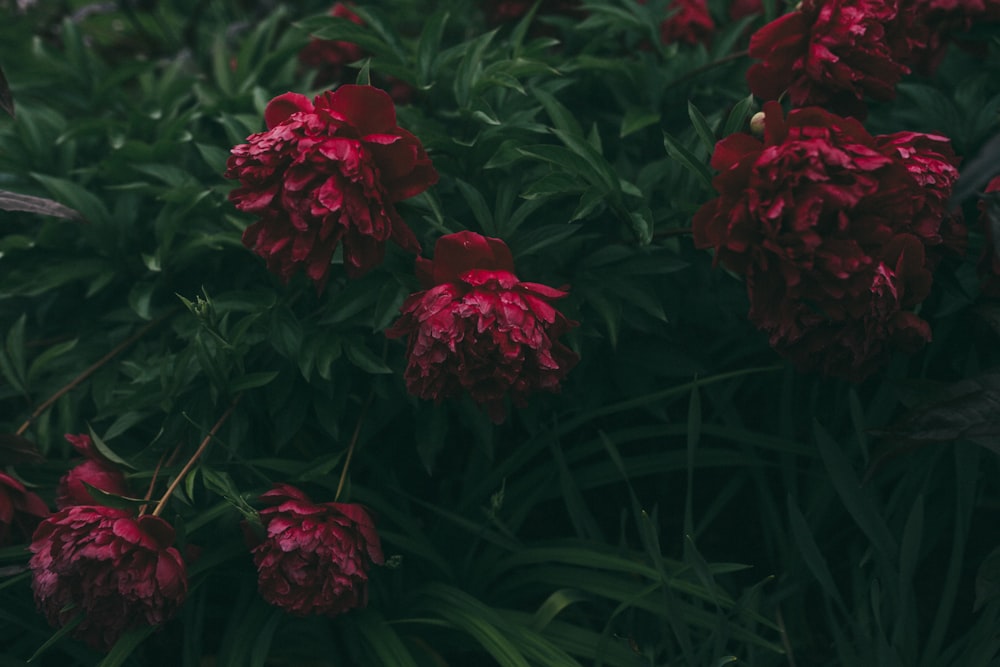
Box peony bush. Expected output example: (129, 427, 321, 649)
(1, 0, 999, 665)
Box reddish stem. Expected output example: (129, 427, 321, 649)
(15, 312, 173, 437)
(151, 395, 241, 517)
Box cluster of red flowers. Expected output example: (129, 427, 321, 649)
(747, 0, 1000, 117)
(693, 102, 961, 379)
(226, 83, 579, 420)
(18, 438, 382, 650)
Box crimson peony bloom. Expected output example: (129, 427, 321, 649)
(250, 484, 384, 616)
(746, 0, 909, 118)
(0, 471, 48, 545)
(56, 433, 129, 509)
(226, 85, 438, 288)
(659, 0, 715, 46)
(692, 102, 959, 379)
(29, 507, 187, 650)
(386, 231, 579, 422)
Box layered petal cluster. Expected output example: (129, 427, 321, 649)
(297, 3, 365, 85)
(386, 231, 579, 422)
(56, 433, 129, 509)
(29, 507, 187, 650)
(250, 484, 384, 617)
(226, 85, 438, 288)
(692, 102, 961, 379)
(746, 0, 909, 118)
(0, 471, 48, 546)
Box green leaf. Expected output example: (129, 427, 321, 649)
(814, 422, 898, 564)
(2, 314, 28, 393)
(456, 179, 496, 235)
(81, 483, 149, 510)
(687, 101, 717, 154)
(721, 95, 755, 137)
(662, 131, 714, 191)
(620, 108, 660, 138)
(416, 584, 531, 667)
(30, 173, 110, 225)
(417, 11, 450, 86)
(786, 495, 848, 615)
(533, 86, 585, 138)
(229, 371, 280, 393)
(343, 339, 392, 374)
(87, 425, 136, 470)
(454, 30, 499, 108)
(352, 609, 420, 667)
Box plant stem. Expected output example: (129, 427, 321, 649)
(663, 49, 750, 92)
(15, 312, 173, 437)
(151, 395, 241, 517)
(334, 389, 375, 503)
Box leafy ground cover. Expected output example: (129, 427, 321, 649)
(1, 0, 999, 665)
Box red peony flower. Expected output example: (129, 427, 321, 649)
(56, 433, 130, 509)
(659, 0, 715, 46)
(250, 484, 384, 617)
(386, 231, 579, 422)
(0, 471, 48, 546)
(29, 506, 187, 650)
(298, 3, 365, 86)
(746, 0, 909, 118)
(692, 102, 959, 379)
(225, 85, 438, 288)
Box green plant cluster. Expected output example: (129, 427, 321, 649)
(1, 0, 999, 665)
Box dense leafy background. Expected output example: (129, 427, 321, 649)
(1, 0, 999, 665)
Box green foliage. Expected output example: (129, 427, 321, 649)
(1, 0, 999, 665)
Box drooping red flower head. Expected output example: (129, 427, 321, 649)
(659, 0, 716, 46)
(746, 0, 909, 118)
(692, 102, 959, 379)
(298, 3, 365, 85)
(0, 471, 48, 546)
(250, 484, 384, 617)
(56, 433, 130, 509)
(386, 231, 579, 422)
(225, 85, 438, 288)
(29, 507, 187, 651)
